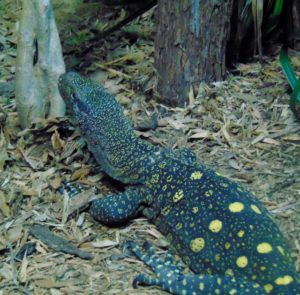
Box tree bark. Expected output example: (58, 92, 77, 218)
(15, 0, 65, 129)
(155, 0, 234, 106)
(293, 0, 300, 42)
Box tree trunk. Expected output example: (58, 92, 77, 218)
(15, 0, 65, 129)
(293, 0, 300, 43)
(155, 0, 234, 106)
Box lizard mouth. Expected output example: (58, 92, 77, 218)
(70, 93, 91, 114)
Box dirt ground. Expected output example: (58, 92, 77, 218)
(0, 1, 299, 294)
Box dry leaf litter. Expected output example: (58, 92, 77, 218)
(0, 1, 299, 294)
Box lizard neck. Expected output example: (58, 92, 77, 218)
(84, 126, 160, 184)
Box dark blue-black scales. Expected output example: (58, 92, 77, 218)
(58, 71, 300, 295)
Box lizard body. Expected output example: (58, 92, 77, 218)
(58, 72, 300, 295)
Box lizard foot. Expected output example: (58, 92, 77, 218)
(124, 240, 191, 293)
(57, 181, 85, 198)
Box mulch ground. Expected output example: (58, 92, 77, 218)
(0, 1, 299, 294)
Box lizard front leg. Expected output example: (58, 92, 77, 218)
(60, 182, 153, 225)
(89, 186, 152, 225)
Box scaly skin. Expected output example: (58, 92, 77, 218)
(58, 71, 300, 295)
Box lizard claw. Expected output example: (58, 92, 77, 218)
(57, 180, 85, 198)
(142, 240, 156, 257)
(133, 274, 159, 288)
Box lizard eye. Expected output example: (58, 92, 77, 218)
(71, 92, 90, 113)
(71, 92, 79, 102)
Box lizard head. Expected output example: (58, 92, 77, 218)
(58, 71, 124, 124)
(58, 71, 134, 138)
(58, 71, 135, 177)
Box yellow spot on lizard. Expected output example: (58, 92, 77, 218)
(161, 206, 171, 216)
(176, 222, 183, 230)
(199, 282, 205, 291)
(236, 256, 248, 268)
(209, 220, 222, 233)
(237, 230, 245, 238)
(277, 246, 285, 256)
(166, 175, 172, 182)
(264, 284, 273, 293)
(190, 171, 203, 180)
(275, 275, 293, 285)
(173, 189, 184, 202)
(225, 242, 231, 250)
(205, 190, 213, 197)
(237, 186, 244, 192)
(159, 161, 166, 169)
(225, 269, 234, 276)
(150, 174, 159, 183)
(192, 206, 198, 213)
(190, 237, 205, 252)
(251, 204, 262, 214)
(257, 242, 273, 254)
(228, 202, 244, 213)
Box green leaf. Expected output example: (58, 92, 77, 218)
(279, 47, 300, 121)
(279, 47, 297, 88)
(271, 0, 284, 17)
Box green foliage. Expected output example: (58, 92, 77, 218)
(271, 0, 284, 17)
(229, 0, 287, 63)
(65, 29, 90, 46)
(240, 0, 284, 34)
(280, 47, 300, 121)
